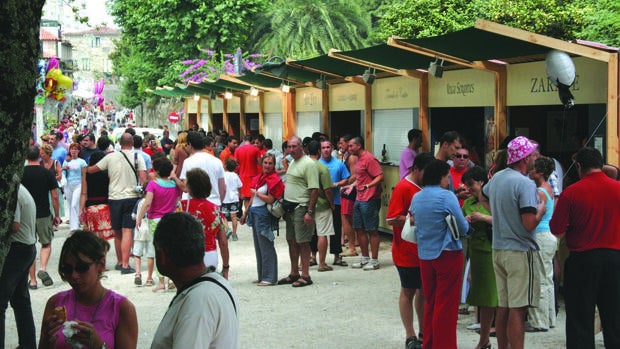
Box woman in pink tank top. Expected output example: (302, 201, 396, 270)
(38, 230, 138, 349)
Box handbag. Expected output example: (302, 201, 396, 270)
(401, 213, 417, 243)
(445, 214, 461, 241)
(340, 186, 357, 201)
(267, 199, 285, 218)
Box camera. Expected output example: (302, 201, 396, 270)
(135, 186, 144, 194)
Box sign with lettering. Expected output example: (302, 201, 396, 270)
(429, 69, 494, 107)
(264, 92, 282, 113)
(372, 76, 419, 109)
(296, 87, 322, 112)
(227, 97, 240, 113)
(330, 82, 364, 111)
(245, 95, 260, 113)
(507, 57, 607, 106)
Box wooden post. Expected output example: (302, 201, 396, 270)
(239, 94, 246, 135)
(418, 74, 429, 152)
(608, 52, 619, 166)
(321, 88, 329, 136)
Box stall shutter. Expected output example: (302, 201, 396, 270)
(264, 113, 282, 142)
(296, 112, 321, 139)
(372, 109, 417, 164)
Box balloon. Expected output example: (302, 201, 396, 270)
(47, 57, 59, 72)
(545, 50, 576, 108)
(44, 77, 57, 93)
(546, 50, 576, 87)
(57, 75, 73, 92)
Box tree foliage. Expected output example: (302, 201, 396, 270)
(108, 0, 268, 106)
(576, 0, 620, 47)
(251, 0, 370, 59)
(373, 0, 617, 45)
(374, 0, 476, 41)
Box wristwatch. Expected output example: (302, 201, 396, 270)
(306, 209, 314, 215)
(364, 184, 369, 190)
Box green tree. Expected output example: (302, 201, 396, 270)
(251, 0, 370, 59)
(374, 0, 477, 41)
(576, 0, 620, 46)
(109, 0, 268, 106)
(475, 0, 590, 40)
(0, 0, 46, 272)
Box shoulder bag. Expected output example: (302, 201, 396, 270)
(401, 213, 417, 243)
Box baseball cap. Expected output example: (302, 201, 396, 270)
(506, 136, 537, 165)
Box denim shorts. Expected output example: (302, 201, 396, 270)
(352, 199, 380, 231)
(221, 202, 240, 219)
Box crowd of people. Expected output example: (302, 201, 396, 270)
(2, 108, 620, 348)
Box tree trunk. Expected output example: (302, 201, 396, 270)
(0, 0, 46, 274)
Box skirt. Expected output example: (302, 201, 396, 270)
(82, 204, 114, 240)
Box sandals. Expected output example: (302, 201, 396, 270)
(144, 279, 154, 286)
(29, 280, 38, 290)
(37, 270, 53, 287)
(134, 274, 142, 286)
(340, 250, 358, 257)
(309, 258, 318, 266)
(317, 264, 333, 272)
(277, 274, 300, 285)
(333, 259, 348, 267)
(292, 276, 313, 288)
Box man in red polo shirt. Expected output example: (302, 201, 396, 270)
(234, 135, 260, 210)
(387, 152, 433, 349)
(550, 147, 620, 349)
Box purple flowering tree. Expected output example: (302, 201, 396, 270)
(180, 48, 265, 83)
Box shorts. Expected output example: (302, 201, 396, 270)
(352, 199, 380, 231)
(285, 206, 314, 243)
(396, 266, 422, 289)
(132, 240, 155, 258)
(341, 197, 354, 215)
(493, 249, 542, 308)
(221, 202, 240, 219)
(35, 216, 54, 245)
(315, 209, 335, 237)
(109, 198, 139, 230)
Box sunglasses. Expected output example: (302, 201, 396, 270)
(454, 154, 469, 159)
(60, 262, 94, 276)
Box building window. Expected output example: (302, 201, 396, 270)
(92, 36, 101, 47)
(81, 58, 90, 71)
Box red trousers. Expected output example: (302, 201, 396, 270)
(420, 250, 463, 349)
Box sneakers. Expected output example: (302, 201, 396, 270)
(351, 257, 370, 268)
(225, 229, 233, 240)
(231, 234, 239, 241)
(37, 270, 53, 286)
(363, 259, 380, 271)
(405, 336, 422, 349)
(121, 266, 136, 275)
(467, 323, 481, 330)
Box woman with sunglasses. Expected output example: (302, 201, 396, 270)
(39, 230, 138, 349)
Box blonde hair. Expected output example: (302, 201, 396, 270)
(176, 131, 188, 149)
(41, 144, 53, 156)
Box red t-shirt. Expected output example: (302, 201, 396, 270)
(386, 177, 421, 267)
(355, 150, 383, 201)
(235, 144, 260, 197)
(550, 171, 620, 252)
(450, 166, 467, 206)
(180, 198, 226, 252)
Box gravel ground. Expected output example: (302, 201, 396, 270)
(5, 219, 605, 348)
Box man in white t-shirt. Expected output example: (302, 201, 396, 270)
(177, 131, 226, 205)
(151, 212, 239, 349)
(88, 133, 147, 274)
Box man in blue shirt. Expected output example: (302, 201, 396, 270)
(319, 139, 351, 266)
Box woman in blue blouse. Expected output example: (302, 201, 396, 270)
(411, 159, 470, 349)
